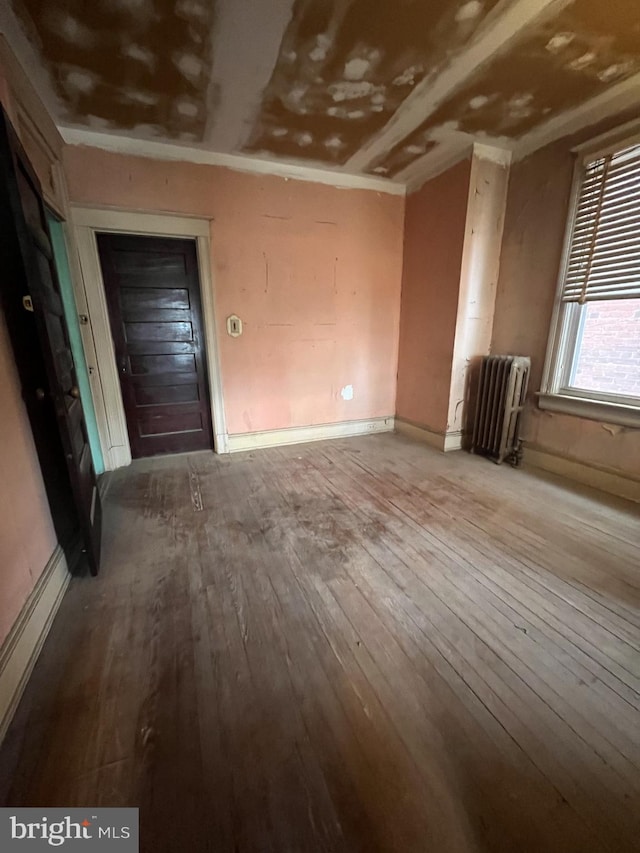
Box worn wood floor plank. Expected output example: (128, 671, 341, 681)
(308, 447, 640, 755)
(264, 446, 636, 849)
(323, 444, 640, 698)
(1, 434, 638, 852)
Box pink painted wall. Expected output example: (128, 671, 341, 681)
(492, 120, 640, 481)
(0, 316, 57, 645)
(395, 159, 471, 434)
(492, 143, 570, 394)
(63, 146, 404, 434)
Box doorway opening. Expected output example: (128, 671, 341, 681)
(96, 233, 214, 459)
(70, 208, 228, 468)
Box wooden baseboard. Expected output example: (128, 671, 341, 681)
(227, 417, 395, 453)
(395, 418, 463, 453)
(105, 443, 132, 471)
(524, 446, 640, 503)
(443, 430, 464, 452)
(0, 545, 70, 744)
(214, 432, 229, 454)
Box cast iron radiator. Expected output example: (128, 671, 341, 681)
(471, 355, 530, 466)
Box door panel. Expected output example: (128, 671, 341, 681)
(135, 383, 199, 406)
(126, 321, 194, 343)
(0, 108, 101, 574)
(97, 234, 214, 458)
(121, 287, 190, 313)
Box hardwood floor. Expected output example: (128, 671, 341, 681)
(1, 434, 638, 852)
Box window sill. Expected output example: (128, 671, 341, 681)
(537, 393, 640, 428)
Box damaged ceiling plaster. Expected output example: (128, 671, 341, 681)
(5, 0, 640, 187)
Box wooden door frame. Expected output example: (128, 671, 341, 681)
(69, 206, 228, 469)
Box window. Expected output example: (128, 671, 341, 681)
(540, 137, 640, 427)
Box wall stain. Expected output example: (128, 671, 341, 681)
(11, 0, 639, 175)
(243, 0, 502, 166)
(377, 0, 640, 175)
(12, 0, 216, 139)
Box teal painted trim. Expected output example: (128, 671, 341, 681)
(47, 215, 105, 475)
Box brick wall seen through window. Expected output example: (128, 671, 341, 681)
(571, 299, 640, 397)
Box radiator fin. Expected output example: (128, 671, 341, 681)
(471, 355, 530, 465)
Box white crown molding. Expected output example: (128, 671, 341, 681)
(60, 126, 406, 196)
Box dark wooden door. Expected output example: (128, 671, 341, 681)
(97, 234, 214, 458)
(0, 109, 101, 574)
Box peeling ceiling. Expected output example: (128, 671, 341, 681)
(11, 0, 216, 142)
(243, 0, 503, 166)
(5, 0, 640, 187)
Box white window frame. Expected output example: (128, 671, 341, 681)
(539, 123, 640, 429)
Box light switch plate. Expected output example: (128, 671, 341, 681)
(226, 314, 242, 337)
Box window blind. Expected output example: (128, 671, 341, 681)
(562, 142, 640, 303)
